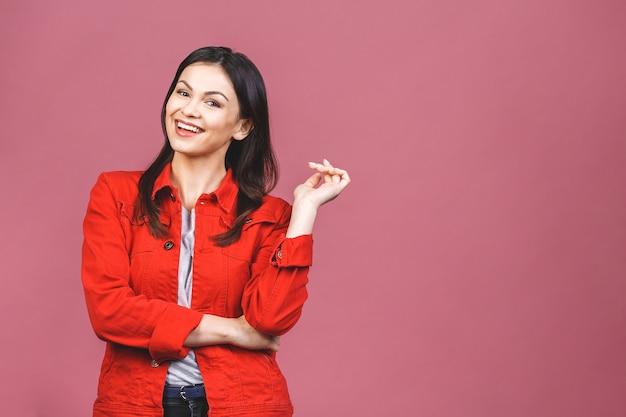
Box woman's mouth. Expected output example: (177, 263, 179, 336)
(175, 120, 204, 135)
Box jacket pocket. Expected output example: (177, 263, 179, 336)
(226, 346, 291, 405)
(97, 343, 164, 408)
(119, 202, 163, 295)
(221, 212, 278, 262)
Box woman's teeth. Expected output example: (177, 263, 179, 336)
(177, 121, 202, 133)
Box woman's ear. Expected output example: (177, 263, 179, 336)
(233, 118, 254, 141)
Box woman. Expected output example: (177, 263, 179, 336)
(81, 46, 350, 417)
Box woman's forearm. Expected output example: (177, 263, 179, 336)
(184, 314, 232, 347)
(184, 314, 280, 351)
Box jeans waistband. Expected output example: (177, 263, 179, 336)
(164, 384, 206, 399)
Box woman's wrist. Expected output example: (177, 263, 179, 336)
(286, 199, 318, 238)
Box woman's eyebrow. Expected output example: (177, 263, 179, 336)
(178, 80, 230, 101)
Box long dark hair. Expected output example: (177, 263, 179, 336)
(134, 46, 278, 246)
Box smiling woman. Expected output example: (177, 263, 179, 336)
(165, 64, 252, 170)
(81, 46, 350, 417)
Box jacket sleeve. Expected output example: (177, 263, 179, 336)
(81, 173, 203, 363)
(240, 202, 313, 336)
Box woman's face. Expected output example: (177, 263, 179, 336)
(165, 62, 251, 162)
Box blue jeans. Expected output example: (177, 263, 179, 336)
(162, 392, 209, 417)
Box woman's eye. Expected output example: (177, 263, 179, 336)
(176, 90, 189, 97)
(206, 100, 220, 108)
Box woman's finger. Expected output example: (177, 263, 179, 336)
(307, 160, 350, 188)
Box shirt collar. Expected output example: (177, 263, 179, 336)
(151, 163, 238, 213)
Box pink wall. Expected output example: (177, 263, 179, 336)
(1, 1, 625, 416)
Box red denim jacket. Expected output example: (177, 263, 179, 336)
(81, 165, 312, 417)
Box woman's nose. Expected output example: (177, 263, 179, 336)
(181, 99, 201, 117)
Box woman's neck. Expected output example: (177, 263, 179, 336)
(170, 153, 227, 211)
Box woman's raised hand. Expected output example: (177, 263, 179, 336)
(293, 159, 351, 208)
(285, 159, 350, 238)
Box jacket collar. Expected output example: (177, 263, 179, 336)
(151, 163, 174, 201)
(151, 163, 238, 213)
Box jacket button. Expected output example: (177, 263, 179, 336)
(151, 360, 159, 367)
(164, 241, 174, 250)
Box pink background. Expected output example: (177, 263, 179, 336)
(1, 1, 625, 416)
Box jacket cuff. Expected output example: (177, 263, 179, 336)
(148, 304, 203, 363)
(271, 235, 313, 267)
